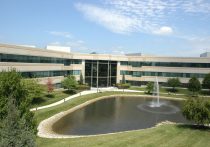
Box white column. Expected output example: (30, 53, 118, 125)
(82, 60, 85, 84)
(107, 61, 109, 87)
(91, 62, 93, 87)
(97, 60, 99, 92)
(116, 61, 121, 84)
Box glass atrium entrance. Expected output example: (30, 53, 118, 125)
(85, 60, 117, 87)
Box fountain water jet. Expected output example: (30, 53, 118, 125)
(137, 76, 180, 114)
(149, 76, 162, 107)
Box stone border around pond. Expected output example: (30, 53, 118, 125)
(37, 95, 184, 139)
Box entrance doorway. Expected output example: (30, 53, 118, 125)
(85, 60, 117, 87)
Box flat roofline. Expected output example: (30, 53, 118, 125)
(0, 43, 210, 60)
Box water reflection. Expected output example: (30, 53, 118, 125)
(53, 97, 189, 135)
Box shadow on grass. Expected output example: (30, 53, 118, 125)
(176, 124, 210, 132)
(31, 97, 46, 105)
(165, 88, 178, 93)
(63, 90, 76, 95)
(46, 94, 55, 98)
(200, 90, 210, 96)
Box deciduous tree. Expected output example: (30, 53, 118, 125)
(167, 78, 180, 92)
(188, 77, 201, 95)
(46, 78, 54, 94)
(202, 73, 210, 91)
(182, 97, 210, 126)
(62, 75, 78, 93)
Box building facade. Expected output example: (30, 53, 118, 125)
(1, 43, 210, 88)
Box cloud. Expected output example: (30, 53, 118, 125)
(49, 31, 73, 38)
(75, 0, 210, 34)
(75, 3, 138, 34)
(153, 26, 173, 35)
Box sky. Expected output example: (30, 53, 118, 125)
(0, 0, 210, 57)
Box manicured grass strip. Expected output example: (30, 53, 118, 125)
(36, 125, 210, 147)
(31, 90, 71, 108)
(129, 86, 190, 95)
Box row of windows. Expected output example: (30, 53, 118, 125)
(0, 53, 82, 65)
(120, 70, 206, 78)
(120, 61, 210, 68)
(21, 70, 80, 78)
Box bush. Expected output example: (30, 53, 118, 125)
(182, 97, 210, 126)
(146, 82, 154, 94)
(188, 77, 201, 95)
(116, 83, 130, 89)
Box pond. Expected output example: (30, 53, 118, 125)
(52, 97, 190, 135)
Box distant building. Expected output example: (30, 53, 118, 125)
(200, 52, 210, 57)
(125, 53, 142, 56)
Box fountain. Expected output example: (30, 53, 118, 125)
(137, 77, 180, 114)
(150, 76, 160, 107)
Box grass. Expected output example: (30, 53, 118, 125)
(129, 86, 210, 96)
(34, 91, 210, 147)
(31, 90, 72, 108)
(36, 124, 210, 147)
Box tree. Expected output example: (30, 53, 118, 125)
(167, 78, 180, 92)
(202, 73, 210, 91)
(22, 79, 45, 99)
(188, 77, 201, 95)
(79, 73, 84, 85)
(146, 82, 154, 94)
(0, 69, 36, 146)
(122, 73, 126, 84)
(182, 97, 210, 126)
(46, 78, 54, 94)
(0, 99, 35, 146)
(62, 75, 78, 93)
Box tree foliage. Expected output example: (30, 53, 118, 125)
(46, 78, 54, 94)
(0, 69, 36, 146)
(62, 75, 78, 93)
(188, 77, 201, 95)
(167, 78, 180, 92)
(146, 82, 154, 94)
(22, 78, 45, 99)
(182, 97, 210, 126)
(202, 73, 210, 90)
(0, 99, 35, 146)
(122, 73, 126, 84)
(79, 73, 84, 85)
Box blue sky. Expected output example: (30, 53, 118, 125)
(0, 0, 210, 56)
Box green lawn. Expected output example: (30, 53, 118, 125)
(37, 124, 210, 147)
(31, 90, 72, 108)
(34, 91, 210, 147)
(129, 86, 210, 96)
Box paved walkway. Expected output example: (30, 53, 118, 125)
(30, 87, 209, 111)
(30, 87, 142, 111)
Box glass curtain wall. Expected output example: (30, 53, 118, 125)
(85, 60, 117, 87)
